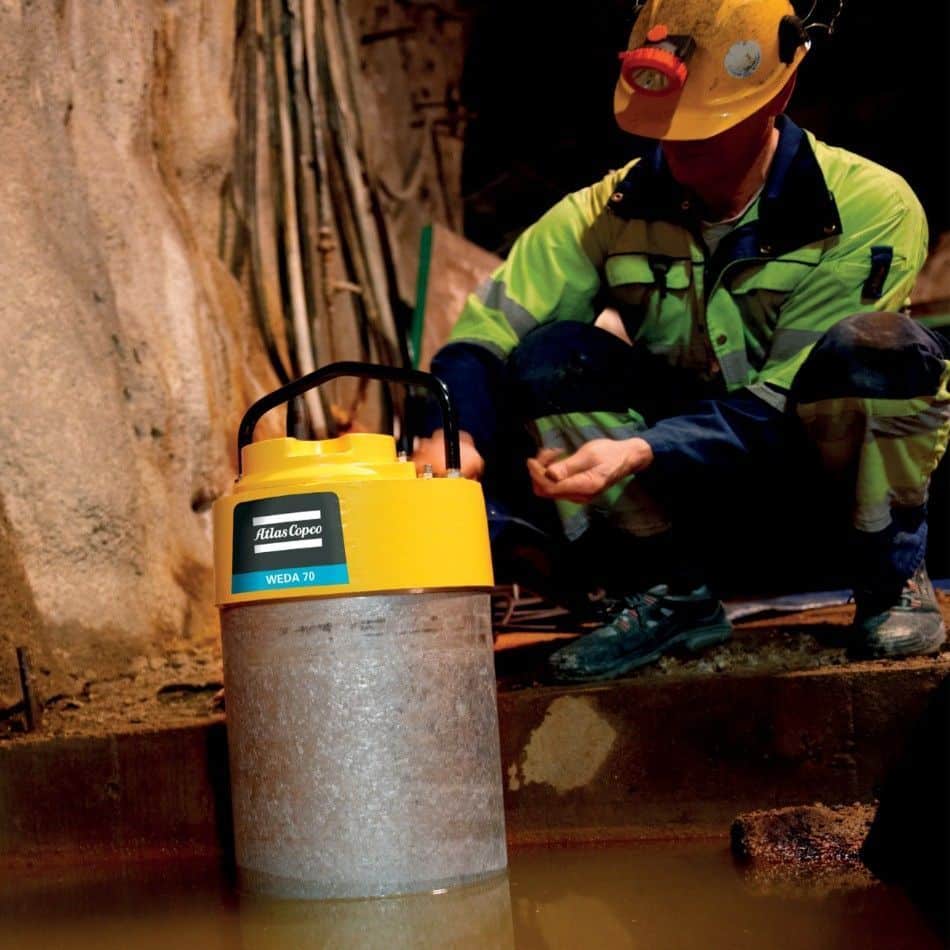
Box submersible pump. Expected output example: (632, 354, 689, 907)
(213, 362, 507, 899)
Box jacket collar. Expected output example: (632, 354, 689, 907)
(608, 116, 842, 259)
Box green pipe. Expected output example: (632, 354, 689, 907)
(410, 224, 434, 369)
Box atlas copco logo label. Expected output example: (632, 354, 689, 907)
(251, 509, 323, 554)
(231, 493, 348, 594)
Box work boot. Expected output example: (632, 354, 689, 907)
(851, 562, 947, 659)
(548, 584, 733, 682)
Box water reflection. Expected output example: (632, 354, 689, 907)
(0, 843, 941, 949)
(236, 874, 514, 949)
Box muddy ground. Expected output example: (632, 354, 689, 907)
(494, 592, 950, 690)
(2, 593, 949, 742)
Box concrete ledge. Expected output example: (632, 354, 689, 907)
(1, 662, 947, 861)
(500, 662, 947, 843)
(0, 720, 231, 862)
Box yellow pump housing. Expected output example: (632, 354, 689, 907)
(213, 432, 493, 606)
(213, 363, 506, 899)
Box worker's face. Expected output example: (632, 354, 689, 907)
(661, 79, 795, 196)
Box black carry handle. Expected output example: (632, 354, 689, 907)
(237, 361, 461, 476)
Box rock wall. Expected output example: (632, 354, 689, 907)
(0, 0, 471, 710)
(0, 0, 276, 706)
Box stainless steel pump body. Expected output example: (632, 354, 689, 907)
(221, 590, 507, 899)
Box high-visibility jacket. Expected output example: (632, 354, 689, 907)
(431, 117, 928, 459)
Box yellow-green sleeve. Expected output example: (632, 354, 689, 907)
(447, 165, 632, 360)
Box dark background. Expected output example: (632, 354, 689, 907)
(460, 0, 949, 255)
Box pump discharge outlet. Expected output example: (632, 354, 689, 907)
(213, 362, 506, 900)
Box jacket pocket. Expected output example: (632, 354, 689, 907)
(604, 254, 694, 355)
(605, 253, 691, 291)
(728, 259, 817, 295)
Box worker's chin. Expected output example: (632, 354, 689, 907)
(662, 145, 721, 193)
(662, 107, 774, 193)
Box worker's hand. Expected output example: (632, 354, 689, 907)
(526, 438, 654, 504)
(413, 429, 485, 479)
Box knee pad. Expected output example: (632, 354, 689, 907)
(792, 312, 949, 403)
(507, 322, 637, 417)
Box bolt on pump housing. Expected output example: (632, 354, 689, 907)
(213, 362, 506, 900)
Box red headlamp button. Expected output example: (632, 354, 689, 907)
(646, 24, 669, 43)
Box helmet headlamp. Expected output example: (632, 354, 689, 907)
(618, 30, 696, 97)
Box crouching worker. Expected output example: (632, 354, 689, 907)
(415, 0, 949, 680)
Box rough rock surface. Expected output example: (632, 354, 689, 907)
(732, 803, 877, 866)
(0, 1, 276, 706)
(0, 1, 472, 709)
(731, 803, 878, 894)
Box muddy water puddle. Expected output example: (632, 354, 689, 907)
(0, 841, 940, 949)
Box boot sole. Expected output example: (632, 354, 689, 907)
(551, 621, 734, 683)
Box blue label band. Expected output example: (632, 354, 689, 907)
(231, 563, 350, 594)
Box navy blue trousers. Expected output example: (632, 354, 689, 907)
(490, 313, 950, 596)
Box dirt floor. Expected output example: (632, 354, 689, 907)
(493, 592, 950, 690)
(0, 644, 225, 742)
(2, 592, 949, 742)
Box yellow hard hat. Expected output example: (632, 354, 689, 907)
(614, 0, 810, 141)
